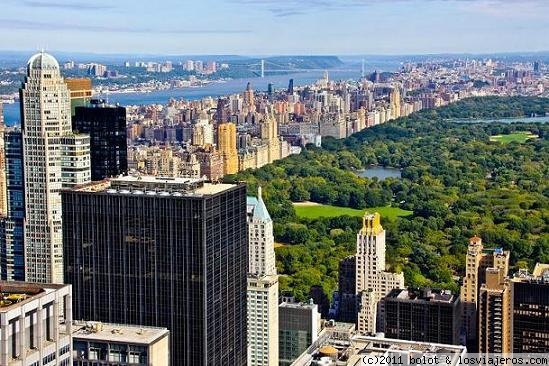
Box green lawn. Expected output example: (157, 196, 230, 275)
(489, 131, 538, 144)
(293, 203, 413, 220)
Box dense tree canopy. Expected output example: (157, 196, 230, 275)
(228, 96, 549, 301)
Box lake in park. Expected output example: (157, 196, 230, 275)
(356, 166, 402, 180)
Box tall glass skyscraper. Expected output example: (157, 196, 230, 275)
(73, 100, 128, 181)
(0, 129, 25, 281)
(62, 176, 248, 366)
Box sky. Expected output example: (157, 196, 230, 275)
(1, 0, 548, 55)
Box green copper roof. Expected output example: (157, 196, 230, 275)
(247, 187, 271, 221)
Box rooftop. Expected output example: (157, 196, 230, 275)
(0, 282, 67, 311)
(72, 321, 169, 345)
(280, 300, 318, 310)
(72, 175, 238, 197)
(27, 51, 60, 72)
(533, 263, 549, 277)
(513, 263, 549, 284)
(247, 187, 271, 221)
(385, 288, 457, 304)
(291, 334, 467, 366)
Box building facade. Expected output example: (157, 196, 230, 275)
(478, 265, 511, 353)
(218, 122, 238, 175)
(279, 300, 321, 366)
(0, 104, 6, 218)
(511, 264, 549, 353)
(72, 321, 170, 366)
(247, 187, 278, 366)
(65, 78, 92, 116)
(73, 101, 128, 181)
(460, 237, 509, 351)
(21, 52, 90, 283)
(60, 134, 91, 188)
(356, 212, 404, 335)
(337, 256, 357, 323)
(62, 177, 248, 366)
(0, 129, 25, 281)
(0, 281, 72, 366)
(383, 288, 461, 345)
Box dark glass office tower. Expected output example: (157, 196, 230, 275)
(383, 288, 461, 345)
(337, 256, 357, 323)
(512, 268, 549, 353)
(73, 100, 127, 180)
(62, 177, 248, 366)
(0, 129, 25, 281)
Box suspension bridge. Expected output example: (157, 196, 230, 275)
(241, 59, 363, 78)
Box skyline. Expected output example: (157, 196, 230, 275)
(2, 0, 549, 55)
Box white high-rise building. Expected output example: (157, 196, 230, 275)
(60, 134, 91, 188)
(21, 52, 91, 283)
(356, 212, 404, 335)
(247, 187, 278, 366)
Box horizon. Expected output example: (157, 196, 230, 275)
(3, 50, 549, 58)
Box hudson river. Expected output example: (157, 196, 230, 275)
(2, 69, 361, 126)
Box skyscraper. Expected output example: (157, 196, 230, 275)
(63, 176, 248, 366)
(511, 264, 549, 353)
(0, 102, 6, 218)
(355, 212, 404, 335)
(460, 237, 509, 351)
(73, 100, 128, 180)
(20, 52, 91, 283)
(0, 129, 25, 281)
(330, 256, 357, 323)
(60, 134, 91, 187)
(247, 187, 278, 366)
(260, 107, 281, 164)
(383, 288, 461, 345)
(478, 265, 511, 353)
(461, 236, 483, 348)
(287, 79, 294, 94)
(65, 78, 92, 116)
(244, 82, 255, 113)
(218, 122, 238, 175)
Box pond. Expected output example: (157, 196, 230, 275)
(356, 166, 402, 180)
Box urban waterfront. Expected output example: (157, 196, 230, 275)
(2, 69, 362, 125)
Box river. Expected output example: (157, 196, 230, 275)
(2, 69, 361, 126)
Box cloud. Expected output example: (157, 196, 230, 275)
(234, 0, 549, 17)
(11, 0, 116, 10)
(458, 0, 549, 20)
(0, 19, 251, 35)
(269, 8, 307, 17)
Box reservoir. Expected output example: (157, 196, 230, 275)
(356, 166, 402, 180)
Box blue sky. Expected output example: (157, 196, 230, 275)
(1, 0, 548, 55)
